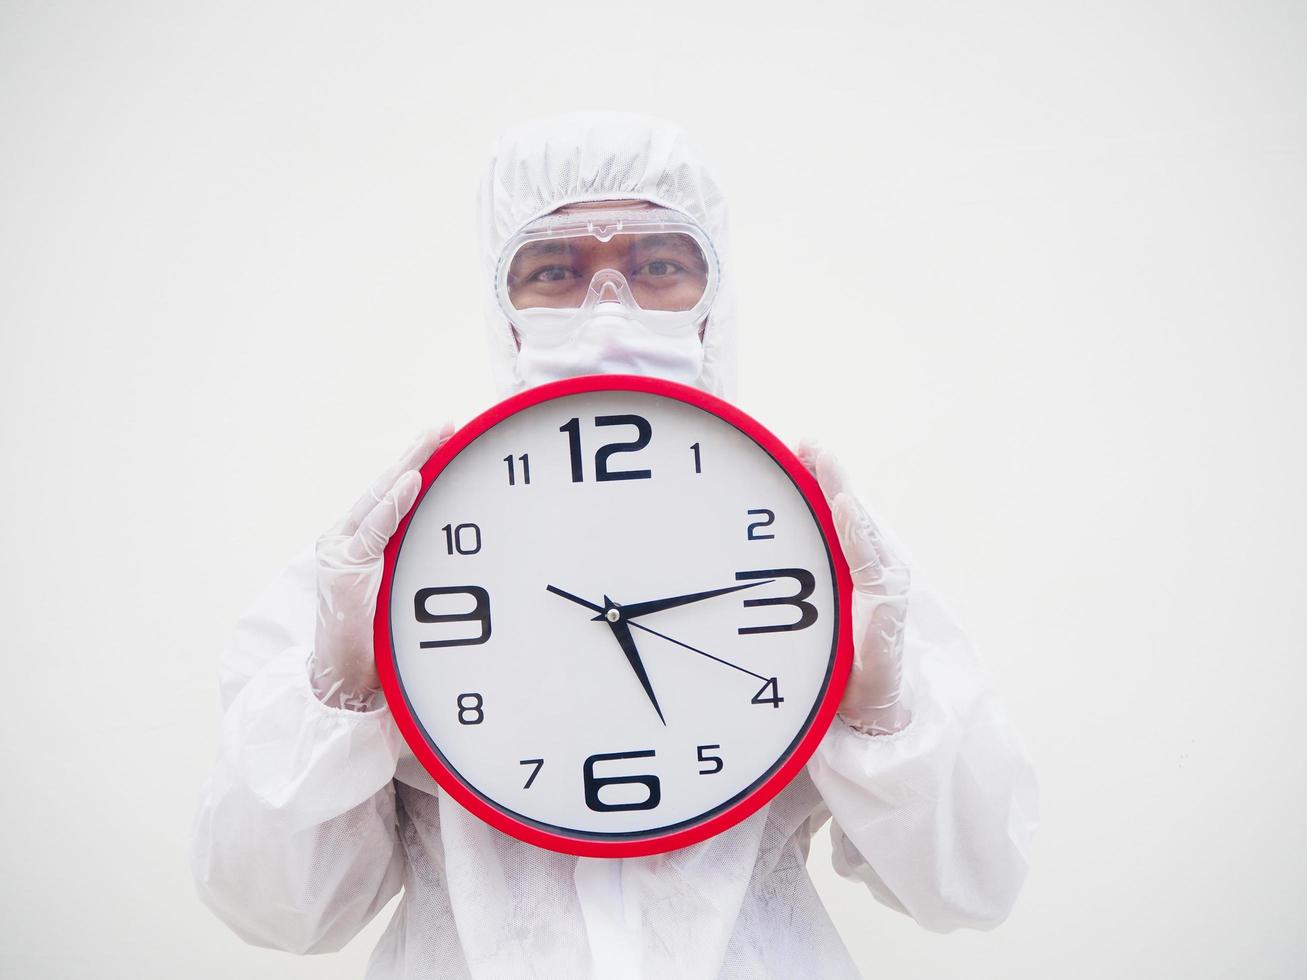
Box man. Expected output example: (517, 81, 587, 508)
(191, 110, 1037, 979)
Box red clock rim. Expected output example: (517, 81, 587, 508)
(374, 374, 854, 858)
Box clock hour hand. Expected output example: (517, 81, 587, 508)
(546, 584, 606, 615)
(599, 579, 775, 622)
(602, 601, 667, 727)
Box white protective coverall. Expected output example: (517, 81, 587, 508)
(190, 111, 1038, 979)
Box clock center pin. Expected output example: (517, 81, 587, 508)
(606, 607, 621, 623)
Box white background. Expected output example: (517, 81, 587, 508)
(2, 1, 1304, 977)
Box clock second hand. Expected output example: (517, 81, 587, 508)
(626, 619, 771, 683)
(547, 583, 771, 682)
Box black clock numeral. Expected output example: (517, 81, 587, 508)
(441, 522, 482, 555)
(746, 508, 775, 541)
(751, 677, 784, 708)
(691, 442, 702, 474)
(504, 453, 531, 486)
(736, 568, 818, 634)
(456, 692, 484, 725)
(520, 758, 544, 788)
(696, 744, 724, 774)
(560, 415, 653, 483)
(559, 417, 584, 482)
(414, 586, 492, 648)
(583, 749, 661, 812)
(595, 415, 652, 481)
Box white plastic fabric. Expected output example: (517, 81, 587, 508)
(190, 111, 1038, 978)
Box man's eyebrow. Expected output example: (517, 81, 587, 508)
(517, 241, 571, 257)
(630, 234, 697, 250)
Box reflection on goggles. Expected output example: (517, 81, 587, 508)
(506, 233, 709, 313)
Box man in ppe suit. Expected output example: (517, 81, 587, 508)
(190, 111, 1038, 979)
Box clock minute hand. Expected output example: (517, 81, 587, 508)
(547, 584, 667, 727)
(604, 579, 775, 622)
(604, 603, 667, 727)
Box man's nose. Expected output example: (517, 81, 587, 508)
(581, 240, 632, 281)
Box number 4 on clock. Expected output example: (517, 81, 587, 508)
(751, 677, 784, 708)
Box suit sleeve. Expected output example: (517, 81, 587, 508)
(189, 547, 407, 953)
(806, 587, 1039, 932)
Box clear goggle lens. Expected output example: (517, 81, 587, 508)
(496, 206, 718, 339)
(506, 231, 709, 312)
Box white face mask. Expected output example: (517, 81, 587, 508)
(513, 303, 705, 389)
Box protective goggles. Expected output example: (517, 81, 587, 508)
(495, 205, 719, 342)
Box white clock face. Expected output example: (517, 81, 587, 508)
(384, 381, 844, 852)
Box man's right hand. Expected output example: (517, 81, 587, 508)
(310, 424, 455, 710)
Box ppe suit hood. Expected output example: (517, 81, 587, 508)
(478, 110, 738, 399)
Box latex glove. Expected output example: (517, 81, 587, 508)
(797, 440, 912, 736)
(310, 424, 455, 710)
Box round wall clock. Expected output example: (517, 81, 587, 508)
(375, 375, 852, 857)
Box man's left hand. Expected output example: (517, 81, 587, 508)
(797, 440, 912, 736)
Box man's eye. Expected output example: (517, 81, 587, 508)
(635, 260, 684, 278)
(530, 266, 576, 283)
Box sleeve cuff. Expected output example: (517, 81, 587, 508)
(221, 645, 404, 831)
(305, 648, 388, 713)
(835, 711, 915, 740)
